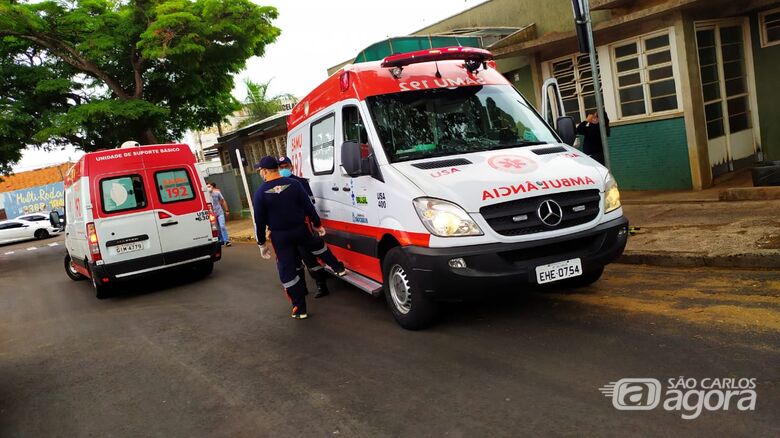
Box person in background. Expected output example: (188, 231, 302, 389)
(277, 156, 344, 298)
(576, 110, 610, 166)
(206, 182, 231, 247)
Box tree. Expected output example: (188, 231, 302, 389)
(236, 78, 295, 128)
(0, 0, 280, 172)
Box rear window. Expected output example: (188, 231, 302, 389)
(155, 169, 195, 204)
(100, 175, 148, 213)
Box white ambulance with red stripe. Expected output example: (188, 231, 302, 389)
(61, 143, 222, 298)
(288, 47, 628, 329)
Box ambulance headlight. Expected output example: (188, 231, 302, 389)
(604, 174, 621, 213)
(413, 198, 483, 237)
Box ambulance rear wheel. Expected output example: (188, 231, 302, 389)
(382, 247, 437, 330)
(90, 268, 110, 299)
(64, 253, 85, 281)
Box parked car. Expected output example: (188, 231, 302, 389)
(15, 212, 51, 225)
(0, 219, 60, 244)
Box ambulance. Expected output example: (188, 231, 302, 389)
(60, 143, 222, 298)
(287, 47, 628, 329)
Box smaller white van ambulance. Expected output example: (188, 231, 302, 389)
(60, 143, 222, 298)
(287, 47, 628, 329)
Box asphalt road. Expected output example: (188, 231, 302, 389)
(1, 236, 778, 437)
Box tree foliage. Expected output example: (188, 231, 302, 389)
(0, 0, 280, 171)
(236, 78, 294, 128)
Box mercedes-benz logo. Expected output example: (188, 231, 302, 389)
(537, 199, 563, 227)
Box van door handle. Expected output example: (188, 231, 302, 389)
(161, 221, 179, 227)
(331, 186, 339, 191)
(342, 187, 351, 192)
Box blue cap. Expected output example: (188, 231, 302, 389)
(255, 156, 279, 170)
(278, 156, 292, 166)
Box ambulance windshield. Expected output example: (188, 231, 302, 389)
(367, 85, 559, 163)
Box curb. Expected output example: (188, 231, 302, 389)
(618, 252, 780, 269)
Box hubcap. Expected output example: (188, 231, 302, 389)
(388, 264, 412, 314)
(68, 261, 78, 275)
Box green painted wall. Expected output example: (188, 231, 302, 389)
(512, 65, 537, 108)
(607, 117, 692, 190)
(751, 12, 780, 161)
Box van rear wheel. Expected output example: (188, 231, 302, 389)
(382, 247, 438, 330)
(64, 253, 85, 281)
(90, 268, 111, 299)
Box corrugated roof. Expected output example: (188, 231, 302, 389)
(0, 163, 71, 192)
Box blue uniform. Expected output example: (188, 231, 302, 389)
(253, 177, 343, 314)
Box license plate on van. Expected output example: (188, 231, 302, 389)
(116, 242, 144, 254)
(535, 258, 582, 284)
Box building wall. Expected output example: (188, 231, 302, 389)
(750, 10, 780, 161)
(509, 65, 537, 107)
(609, 117, 693, 190)
(413, 0, 611, 37)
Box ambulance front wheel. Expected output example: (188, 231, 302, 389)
(382, 247, 438, 330)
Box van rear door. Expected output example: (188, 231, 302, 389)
(93, 172, 165, 266)
(148, 166, 213, 260)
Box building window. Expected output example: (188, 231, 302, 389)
(549, 54, 599, 124)
(760, 8, 780, 47)
(612, 31, 679, 119)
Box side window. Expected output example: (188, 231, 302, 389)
(100, 175, 147, 213)
(155, 169, 196, 204)
(311, 114, 335, 175)
(343, 106, 370, 160)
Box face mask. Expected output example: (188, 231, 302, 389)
(207, 187, 213, 193)
(279, 168, 292, 178)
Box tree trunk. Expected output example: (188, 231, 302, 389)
(140, 128, 158, 145)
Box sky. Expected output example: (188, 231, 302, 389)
(12, 0, 489, 173)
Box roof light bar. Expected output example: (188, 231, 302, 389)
(380, 46, 493, 69)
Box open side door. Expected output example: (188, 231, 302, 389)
(541, 78, 577, 146)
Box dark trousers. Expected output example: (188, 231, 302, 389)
(270, 226, 314, 314)
(298, 231, 344, 277)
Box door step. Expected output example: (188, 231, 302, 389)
(325, 267, 383, 296)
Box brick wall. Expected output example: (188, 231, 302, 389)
(608, 117, 693, 190)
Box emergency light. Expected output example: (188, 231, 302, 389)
(380, 46, 493, 71)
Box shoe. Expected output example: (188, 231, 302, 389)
(314, 284, 330, 298)
(291, 313, 308, 319)
(336, 269, 347, 277)
(225, 241, 232, 247)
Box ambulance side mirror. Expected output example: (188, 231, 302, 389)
(556, 116, 577, 146)
(341, 141, 367, 177)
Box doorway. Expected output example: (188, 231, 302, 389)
(695, 20, 760, 178)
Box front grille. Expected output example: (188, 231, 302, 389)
(411, 158, 472, 170)
(480, 190, 600, 236)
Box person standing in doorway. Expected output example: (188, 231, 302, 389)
(207, 182, 231, 247)
(277, 156, 345, 298)
(576, 110, 610, 165)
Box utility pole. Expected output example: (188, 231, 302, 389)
(572, 0, 611, 170)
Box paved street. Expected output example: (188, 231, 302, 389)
(0, 236, 778, 437)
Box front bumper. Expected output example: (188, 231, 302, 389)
(404, 216, 629, 299)
(90, 242, 221, 285)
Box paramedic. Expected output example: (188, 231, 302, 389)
(278, 156, 345, 298)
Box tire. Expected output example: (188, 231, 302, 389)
(34, 229, 50, 240)
(194, 260, 214, 278)
(382, 247, 438, 330)
(91, 267, 110, 299)
(559, 266, 604, 288)
(751, 161, 780, 187)
(64, 253, 85, 281)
